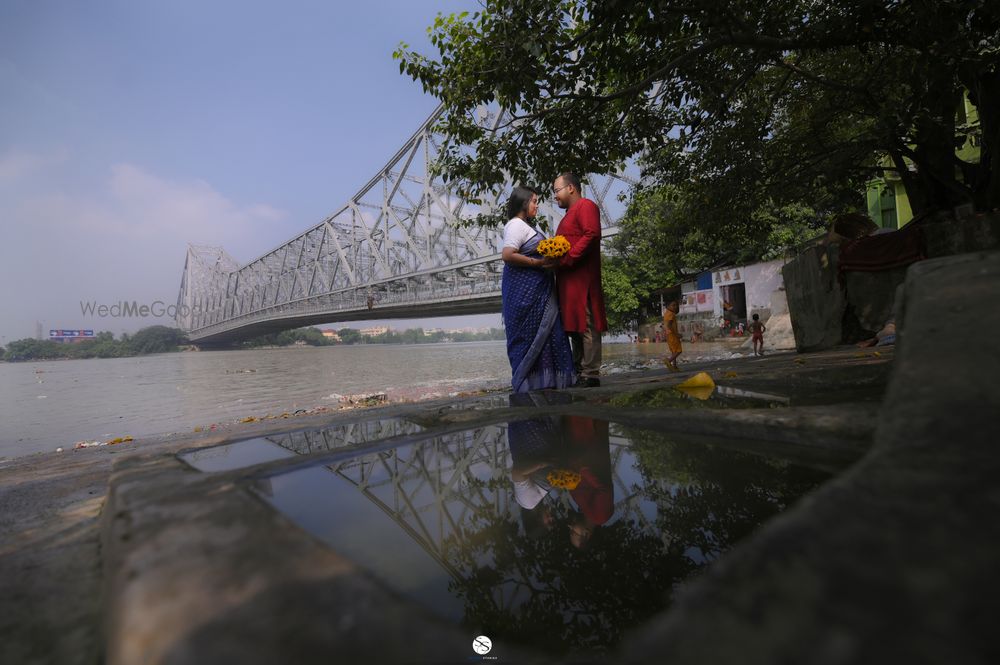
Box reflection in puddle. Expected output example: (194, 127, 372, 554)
(265, 417, 423, 455)
(180, 438, 295, 472)
(610, 385, 789, 409)
(253, 414, 828, 656)
(180, 417, 424, 472)
(715, 385, 792, 404)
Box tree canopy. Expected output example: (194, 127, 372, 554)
(1, 326, 189, 361)
(396, 1, 1000, 215)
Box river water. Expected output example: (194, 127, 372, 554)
(0, 341, 685, 459)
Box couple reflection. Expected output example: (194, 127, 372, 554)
(507, 393, 612, 549)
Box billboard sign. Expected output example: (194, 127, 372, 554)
(49, 329, 95, 339)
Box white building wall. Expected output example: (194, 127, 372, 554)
(709, 259, 787, 319)
(742, 259, 786, 316)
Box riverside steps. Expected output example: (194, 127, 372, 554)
(1, 252, 997, 664)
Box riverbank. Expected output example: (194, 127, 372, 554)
(0, 343, 891, 665)
(2, 252, 996, 664)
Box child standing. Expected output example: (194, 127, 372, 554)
(750, 313, 766, 356)
(663, 300, 682, 372)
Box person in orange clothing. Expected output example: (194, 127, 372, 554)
(663, 300, 682, 372)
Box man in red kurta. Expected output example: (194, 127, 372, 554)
(552, 172, 608, 387)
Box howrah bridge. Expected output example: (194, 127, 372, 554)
(174, 106, 636, 346)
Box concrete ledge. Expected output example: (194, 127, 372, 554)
(101, 452, 538, 664)
(619, 252, 1000, 664)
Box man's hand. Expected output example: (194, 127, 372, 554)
(541, 256, 561, 270)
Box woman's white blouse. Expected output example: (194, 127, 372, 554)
(502, 217, 537, 251)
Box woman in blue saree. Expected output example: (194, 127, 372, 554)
(501, 187, 576, 392)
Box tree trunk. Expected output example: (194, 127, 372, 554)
(963, 67, 1000, 211)
(910, 78, 974, 213)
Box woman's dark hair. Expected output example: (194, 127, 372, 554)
(520, 504, 551, 540)
(506, 186, 539, 220)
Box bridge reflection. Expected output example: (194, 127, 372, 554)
(251, 411, 827, 655)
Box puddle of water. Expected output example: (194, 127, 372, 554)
(253, 416, 829, 657)
(180, 417, 425, 472)
(608, 385, 789, 409)
(264, 417, 423, 455)
(715, 385, 792, 404)
(180, 438, 295, 472)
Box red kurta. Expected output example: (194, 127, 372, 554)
(556, 198, 608, 333)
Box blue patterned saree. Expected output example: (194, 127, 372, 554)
(502, 231, 576, 393)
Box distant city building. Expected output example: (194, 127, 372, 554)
(423, 328, 443, 336)
(320, 329, 340, 341)
(360, 326, 389, 337)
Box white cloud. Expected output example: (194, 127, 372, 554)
(0, 161, 290, 339)
(0, 148, 69, 183)
(102, 163, 289, 243)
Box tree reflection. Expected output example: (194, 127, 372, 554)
(438, 415, 828, 656)
(624, 426, 829, 562)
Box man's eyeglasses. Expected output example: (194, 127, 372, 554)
(552, 184, 571, 194)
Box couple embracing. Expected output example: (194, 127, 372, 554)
(501, 172, 607, 393)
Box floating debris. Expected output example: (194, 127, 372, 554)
(339, 393, 388, 407)
(71, 434, 135, 450)
(676, 372, 716, 401)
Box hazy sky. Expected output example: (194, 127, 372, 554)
(0, 0, 507, 344)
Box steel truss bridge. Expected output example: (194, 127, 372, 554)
(175, 106, 635, 346)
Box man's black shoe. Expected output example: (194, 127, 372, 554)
(574, 376, 601, 388)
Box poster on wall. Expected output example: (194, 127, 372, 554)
(714, 268, 744, 286)
(680, 289, 714, 314)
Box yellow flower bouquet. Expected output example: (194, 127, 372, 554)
(546, 468, 581, 490)
(536, 235, 571, 258)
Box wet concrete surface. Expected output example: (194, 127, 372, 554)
(16, 321, 984, 663)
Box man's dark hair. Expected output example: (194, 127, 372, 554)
(752, 313, 760, 320)
(506, 186, 538, 220)
(558, 172, 581, 192)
